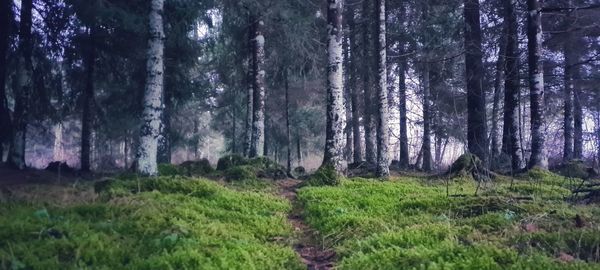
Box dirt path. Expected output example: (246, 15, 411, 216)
(277, 179, 336, 270)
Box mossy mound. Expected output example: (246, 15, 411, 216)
(45, 161, 75, 173)
(216, 154, 248, 171)
(179, 159, 214, 176)
(291, 166, 307, 179)
(305, 164, 340, 186)
(555, 160, 598, 180)
(447, 153, 494, 181)
(249, 157, 287, 180)
(224, 165, 258, 182)
(157, 163, 182, 176)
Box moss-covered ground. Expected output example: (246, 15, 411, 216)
(1, 167, 600, 269)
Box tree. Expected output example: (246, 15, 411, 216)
(347, 3, 362, 163)
(526, 0, 547, 169)
(0, 0, 12, 159)
(249, 14, 266, 158)
(398, 57, 409, 168)
(362, 0, 377, 165)
(422, 63, 433, 172)
(490, 19, 507, 161)
(501, 0, 522, 172)
(244, 15, 254, 157)
(81, 26, 96, 172)
(8, 0, 33, 170)
(323, 0, 347, 173)
(137, 0, 165, 176)
(374, 0, 389, 177)
(464, 0, 487, 164)
(563, 4, 575, 161)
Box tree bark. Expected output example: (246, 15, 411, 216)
(0, 0, 11, 159)
(491, 21, 507, 160)
(563, 2, 575, 161)
(323, 0, 347, 173)
(464, 0, 488, 164)
(573, 69, 583, 159)
(157, 87, 171, 163)
(8, 0, 33, 170)
(362, 0, 377, 165)
(526, 0, 547, 169)
(81, 26, 96, 172)
(374, 0, 389, 177)
(501, 0, 522, 172)
(243, 15, 254, 157)
(347, 6, 363, 163)
(343, 29, 354, 162)
(398, 58, 409, 168)
(137, 0, 165, 176)
(285, 69, 292, 174)
(422, 64, 433, 172)
(249, 15, 266, 158)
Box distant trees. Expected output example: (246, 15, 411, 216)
(137, 0, 165, 176)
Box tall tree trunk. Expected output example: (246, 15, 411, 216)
(501, 0, 522, 172)
(573, 69, 583, 159)
(464, 0, 488, 164)
(374, 0, 389, 177)
(491, 22, 507, 161)
(323, 0, 347, 173)
(285, 69, 292, 174)
(343, 32, 354, 162)
(563, 3, 575, 161)
(0, 0, 12, 159)
(398, 58, 409, 167)
(243, 16, 254, 157)
(362, 0, 377, 164)
(8, 0, 33, 170)
(231, 87, 237, 154)
(526, 0, 547, 169)
(348, 5, 363, 163)
(249, 15, 265, 158)
(137, 0, 165, 176)
(81, 26, 96, 172)
(297, 135, 303, 167)
(422, 64, 433, 172)
(157, 88, 171, 163)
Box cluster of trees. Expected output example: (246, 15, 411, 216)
(0, 0, 599, 177)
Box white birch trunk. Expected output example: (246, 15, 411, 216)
(374, 0, 389, 177)
(137, 0, 165, 176)
(323, 0, 347, 173)
(249, 17, 265, 157)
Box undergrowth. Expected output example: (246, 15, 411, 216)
(297, 177, 600, 269)
(0, 177, 303, 270)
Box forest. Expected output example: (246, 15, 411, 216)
(0, 0, 600, 269)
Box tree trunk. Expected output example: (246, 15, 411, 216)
(137, 0, 165, 176)
(322, 0, 347, 173)
(501, 0, 522, 172)
(297, 135, 303, 167)
(422, 64, 433, 172)
(157, 87, 171, 163)
(398, 58, 409, 168)
(362, 0, 377, 165)
(81, 26, 96, 172)
(8, 0, 33, 170)
(343, 31, 354, 162)
(285, 69, 292, 174)
(526, 0, 547, 169)
(348, 6, 363, 164)
(491, 21, 507, 161)
(244, 15, 254, 157)
(464, 0, 488, 164)
(563, 3, 575, 161)
(249, 15, 265, 158)
(0, 0, 12, 159)
(573, 70, 583, 159)
(374, 0, 389, 177)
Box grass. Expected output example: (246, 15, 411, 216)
(0, 176, 303, 270)
(297, 177, 600, 270)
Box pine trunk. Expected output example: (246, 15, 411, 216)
(491, 22, 507, 160)
(81, 26, 96, 172)
(374, 0, 389, 177)
(398, 58, 409, 167)
(362, 0, 377, 165)
(501, 0, 522, 172)
(343, 32, 354, 162)
(0, 0, 11, 158)
(573, 74, 583, 159)
(285, 69, 292, 174)
(422, 64, 433, 172)
(8, 0, 33, 170)
(249, 16, 265, 158)
(526, 0, 547, 169)
(464, 0, 488, 164)
(323, 0, 347, 173)
(563, 4, 575, 161)
(137, 0, 165, 176)
(348, 6, 363, 163)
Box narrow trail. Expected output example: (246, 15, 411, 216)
(277, 179, 336, 270)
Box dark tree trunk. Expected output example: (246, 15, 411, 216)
(285, 69, 292, 174)
(343, 22, 353, 161)
(81, 26, 96, 172)
(501, 0, 522, 172)
(526, 0, 547, 169)
(8, 0, 33, 170)
(464, 0, 488, 164)
(398, 58, 409, 168)
(297, 135, 302, 167)
(573, 72, 583, 159)
(243, 16, 254, 157)
(491, 22, 507, 161)
(0, 0, 12, 159)
(323, 0, 347, 173)
(157, 86, 171, 163)
(422, 64, 433, 172)
(563, 4, 575, 161)
(362, 0, 377, 165)
(249, 14, 266, 158)
(347, 6, 363, 163)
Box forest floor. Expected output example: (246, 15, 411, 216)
(1, 165, 600, 269)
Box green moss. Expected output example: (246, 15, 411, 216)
(0, 177, 303, 269)
(179, 159, 214, 176)
(557, 160, 593, 179)
(523, 167, 566, 185)
(158, 163, 182, 176)
(305, 164, 340, 186)
(224, 165, 258, 182)
(216, 154, 248, 171)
